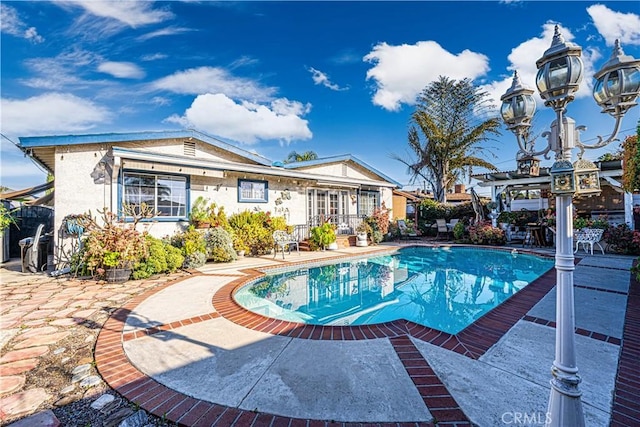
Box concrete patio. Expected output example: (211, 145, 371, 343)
(96, 243, 638, 426)
(1, 242, 638, 426)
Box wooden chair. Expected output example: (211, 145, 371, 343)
(273, 230, 299, 259)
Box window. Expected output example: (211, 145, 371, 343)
(358, 191, 379, 216)
(238, 179, 268, 203)
(123, 172, 187, 218)
(329, 193, 339, 216)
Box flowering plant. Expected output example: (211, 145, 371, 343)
(468, 221, 506, 245)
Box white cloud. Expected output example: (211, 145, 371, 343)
(364, 41, 490, 111)
(59, 1, 173, 28)
(150, 96, 171, 106)
(587, 4, 640, 46)
(481, 23, 597, 108)
(1, 93, 111, 135)
(152, 66, 277, 101)
(0, 3, 44, 43)
(308, 67, 348, 91)
(229, 56, 260, 69)
(141, 53, 167, 61)
(166, 93, 312, 144)
(98, 61, 145, 79)
(21, 50, 98, 90)
(137, 26, 193, 41)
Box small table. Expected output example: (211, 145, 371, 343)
(524, 224, 545, 247)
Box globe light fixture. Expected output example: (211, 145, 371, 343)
(500, 25, 640, 427)
(593, 40, 640, 117)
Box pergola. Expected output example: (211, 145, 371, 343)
(472, 159, 635, 227)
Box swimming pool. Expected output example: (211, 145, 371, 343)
(233, 246, 554, 334)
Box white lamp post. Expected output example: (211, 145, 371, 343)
(500, 26, 640, 427)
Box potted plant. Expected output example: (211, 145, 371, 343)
(309, 222, 337, 250)
(189, 196, 211, 229)
(80, 209, 148, 282)
(356, 222, 371, 247)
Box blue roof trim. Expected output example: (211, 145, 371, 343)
(18, 129, 272, 166)
(284, 154, 402, 187)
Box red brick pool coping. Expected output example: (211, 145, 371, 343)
(95, 246, 637, 426)
(610, 261, 640, 426)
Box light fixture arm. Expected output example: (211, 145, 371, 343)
(514, 131, 553, 160)
(574, 114, 623, 158)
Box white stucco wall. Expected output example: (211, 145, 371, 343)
(117, 138, 260, 165)
(50, 138, 397, 266)
(297, 162, 374, 181)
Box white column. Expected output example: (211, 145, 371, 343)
(624, 192, 633, 229)
(546, 125, 585, 426)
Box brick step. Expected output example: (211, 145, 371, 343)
(299, 235, 356, 251)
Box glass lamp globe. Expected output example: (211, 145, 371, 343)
(500, 71, 536, 134)
(535, 26, 583, 109)
(593, 40, 640, 117)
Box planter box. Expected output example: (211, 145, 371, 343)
(105, 268, 132, 283)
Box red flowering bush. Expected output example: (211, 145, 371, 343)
(468, 221, 506, 245)
(603, 224, 640, 255)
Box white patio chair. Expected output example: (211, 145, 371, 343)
(273, 230, 299, 259)
(574, 228, 605, 255)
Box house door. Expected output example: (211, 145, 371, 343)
(308, 190, 350, 225)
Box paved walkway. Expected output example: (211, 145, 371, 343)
(1, 243, 639, 426)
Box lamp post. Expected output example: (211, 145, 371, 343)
(500, 26, 640, 427)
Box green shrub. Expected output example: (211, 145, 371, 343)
(169, 226, 207, 268)
(453, 221, 465, 240)
(164, 243, 184, 272)
(228, 210, 289, 256)
(205, 227, 237, 262)
(132, 235, 185, 280)
(183, 251, 207, 269)
(133, 236, 167, 279)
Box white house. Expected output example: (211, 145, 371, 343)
(18, 130, 401, 264)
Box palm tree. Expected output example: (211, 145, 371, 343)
(392, 76, 501, 203)
(284, 150, 318, 164)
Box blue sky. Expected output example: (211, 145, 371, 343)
(1, 1, 639, 193)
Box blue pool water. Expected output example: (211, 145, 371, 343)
(234, 246, 554, 334)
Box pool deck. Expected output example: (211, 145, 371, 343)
(2, 241, 637, 426)
(90, 242, 639, 426)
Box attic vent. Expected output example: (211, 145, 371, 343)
(342, 164, 348, 177)
(184, 141, 196, 156)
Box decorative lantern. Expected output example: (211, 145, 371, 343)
(573, 157, 601, 195)
(549, 160, 575, 194)
(500, 71, 537, 135)
(593, 40, 640, 117)
(535, 25, 583, 110)
(516, 155, 541, 177)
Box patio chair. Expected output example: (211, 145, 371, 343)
(273, 230, 299, 259)
(574, 228, 605, 255)
(397, 219, 419, 240)
(436, 219, 450, 240)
